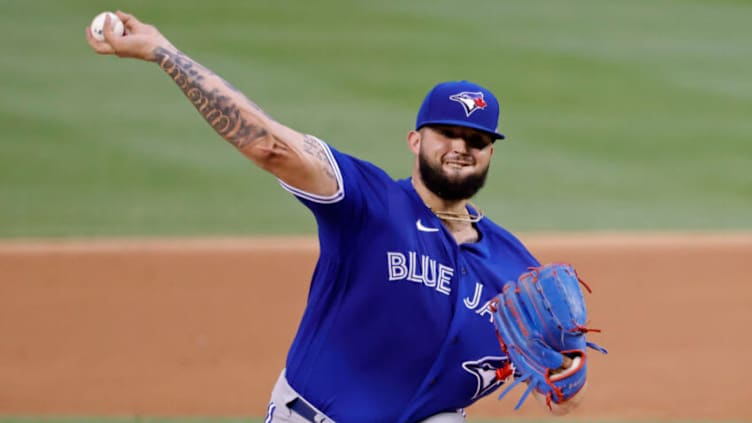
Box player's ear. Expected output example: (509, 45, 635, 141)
(407, 130, 421, 155)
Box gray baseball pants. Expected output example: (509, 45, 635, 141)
(265, 369, 466, 423)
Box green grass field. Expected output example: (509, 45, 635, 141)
(1, 0, 750, 238)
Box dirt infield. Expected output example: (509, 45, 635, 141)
(1, 233, 751, 420)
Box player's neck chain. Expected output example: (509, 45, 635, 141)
(431, 202, 484, 223)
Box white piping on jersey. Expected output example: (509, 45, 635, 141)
(264, 402, 276, 423)
(416, 219, 439, 232)
(277, 136, 345, 204)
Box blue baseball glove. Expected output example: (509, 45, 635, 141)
(490, 263, 607, 410)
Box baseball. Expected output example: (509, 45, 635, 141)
(90, 11, 124, 42)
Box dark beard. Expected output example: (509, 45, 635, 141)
(418, 153, 489, 201)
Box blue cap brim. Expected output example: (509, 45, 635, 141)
(418, 119, 506, 141)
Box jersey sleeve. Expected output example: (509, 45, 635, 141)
(276, 136, 346, 205)
(277, 136, 394, 254)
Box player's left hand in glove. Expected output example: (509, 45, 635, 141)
(490, 263, 607, 411)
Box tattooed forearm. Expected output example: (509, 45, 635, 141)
(302, 135, 337, 181)
(220, 79, 271, 118)
(152, 47, 267, 149)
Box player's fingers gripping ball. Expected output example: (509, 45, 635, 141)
(90, 11, 125, 41)
(490, 263, 607, 410)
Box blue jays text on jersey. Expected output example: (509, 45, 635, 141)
(277, 137, 539, 422)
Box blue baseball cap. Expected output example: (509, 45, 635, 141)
(415, 80, 505, 140)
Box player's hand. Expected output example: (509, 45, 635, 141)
(550, 355, 573, 376)
(85, 11, 173, 61)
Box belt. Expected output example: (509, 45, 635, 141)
(287, 398, 330, 423)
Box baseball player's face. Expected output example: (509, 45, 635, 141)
(415, 125, 494, 200)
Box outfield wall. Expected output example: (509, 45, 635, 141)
(1, 234, 751, 420)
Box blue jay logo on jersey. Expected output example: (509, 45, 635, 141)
(462, 356, 509, 399)
(449, 91, 488, 117)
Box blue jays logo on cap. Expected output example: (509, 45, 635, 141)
(415, 80, 506, 140)
(449, 91, 488, 117)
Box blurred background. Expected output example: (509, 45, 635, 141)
(1, 1, 751, 423)
(1, 0, 750, 238)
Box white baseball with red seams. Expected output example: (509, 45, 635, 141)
(90, 11, 124, 41)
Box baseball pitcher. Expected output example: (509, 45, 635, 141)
(86, 11, 605, 423)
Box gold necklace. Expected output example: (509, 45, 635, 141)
(431, 202, 484, 223)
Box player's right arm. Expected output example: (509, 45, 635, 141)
(84, 11, 338, 197)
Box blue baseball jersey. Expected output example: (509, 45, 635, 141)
(278, 139, 539, 422)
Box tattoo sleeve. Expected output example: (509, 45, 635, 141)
(152, 47, 268, 149)
(302, 135, 337, 181)
(151, 46, 339, 191)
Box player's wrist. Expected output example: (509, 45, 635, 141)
(148, 41, 178, 63)
(549, 353, 582, 381)
(550, 354, 574, 376)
